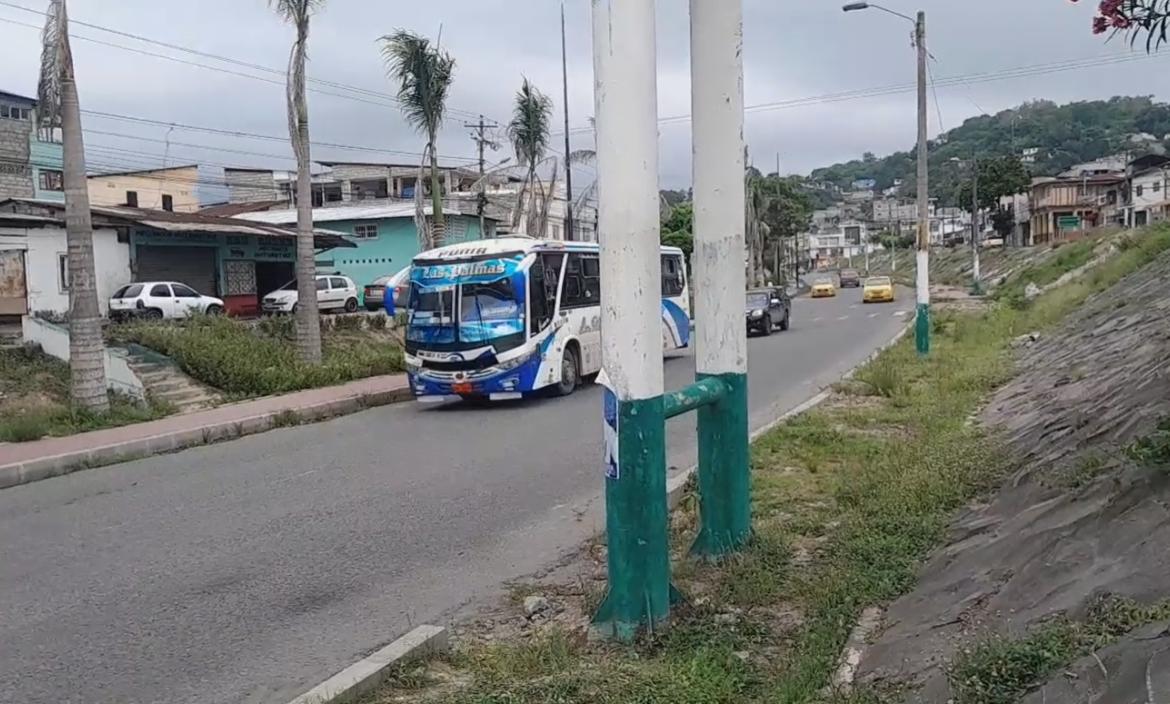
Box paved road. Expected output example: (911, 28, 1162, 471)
(0, 290, 912, 704)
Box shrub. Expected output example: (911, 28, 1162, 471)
(115, 316, 404, 397)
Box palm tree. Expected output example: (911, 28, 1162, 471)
(381, 30, 455, 248)
(507, 79, 554, 235)
(39, 0, 108, 412)
(271, 0, 323, 363)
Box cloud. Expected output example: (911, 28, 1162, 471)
(0, 0, 1154, 192)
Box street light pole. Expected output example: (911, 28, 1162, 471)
(913, 10, 930, 355)
(971, 156, 982, 295)
(844, 3, 928, 353)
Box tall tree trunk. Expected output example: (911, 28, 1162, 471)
(290, 20, 322, 363)
(58, 25, 108, 412)
(428, 136, 445, 246)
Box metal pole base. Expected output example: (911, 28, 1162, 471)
(690, 372, 751, 558)
(591, 394, 674, 641)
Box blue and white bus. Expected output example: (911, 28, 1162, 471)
(404, 237, 690, 402)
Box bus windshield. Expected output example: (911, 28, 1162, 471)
(407, 258, 526, 351)
(459, 279, 524, 344)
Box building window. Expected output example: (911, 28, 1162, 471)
(57, 253, 69, 292)
(352, 224, 378, 239)
(0, 104, 31, 121)
(1154, 182, 1162, 193)
(162, 194, 174, 211)
(38, 169, 63, 192)
(1136, 185, 1144, 198)
(126, 191, 139, 207)
(36, 126, 62, 143)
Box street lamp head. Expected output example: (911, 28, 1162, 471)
(842, 2, 870, 10)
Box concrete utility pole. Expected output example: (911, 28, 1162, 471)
(590, 0, 750, 641)
(589, 0, 671, 641)
(689, 0, 750, 557)
(914, 10, 930, 355)
(843, 3, 929, 349)
(560, 3, 575, 241)
(971, 156, 982, 294)
(465, 115, 499, 238)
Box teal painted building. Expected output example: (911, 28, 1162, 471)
(237, 203, 496, 300)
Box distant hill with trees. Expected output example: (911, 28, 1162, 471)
(807, 96, 1170, 207)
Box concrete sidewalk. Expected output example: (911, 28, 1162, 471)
(0, 374, 411, 490)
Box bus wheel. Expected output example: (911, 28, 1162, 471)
(555, 346, 579, 396)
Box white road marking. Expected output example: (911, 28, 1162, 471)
(893, 311, 908, 317)
(868, 312, 879, 318)
(837, 315, 850, 321)
(812, 316, 823, 323)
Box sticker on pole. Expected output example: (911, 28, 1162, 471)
(603, 386, 620, 480)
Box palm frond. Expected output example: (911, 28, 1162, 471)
(507, 78, 554, 171)
(37, 0, 67, 129)
(574, 181, 597, 211)
(568, 148, 595, 165)
(268, 0, 325, 25)
(380, 29, 456, 139)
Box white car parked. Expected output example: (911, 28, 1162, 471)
(109, 281, 225, 321)
(261, 274, 360, 314)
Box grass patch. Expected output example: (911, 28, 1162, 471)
(993, 237, 1098, 304)
(950, 595, 1170, 704)
(109, 314, 405, 397)
(366, 224, 1170, 704)
(0, 345, 170, 442)
(1127, 415, 1170, 467)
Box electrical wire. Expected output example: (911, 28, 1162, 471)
(0, 1, 488, 122)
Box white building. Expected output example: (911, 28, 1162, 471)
(1122, 155, 1170, 228)
(805, 221, 875, 270)
(0, 208, 129, 319)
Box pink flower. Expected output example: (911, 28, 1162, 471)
(1093, 14, 1110, 32)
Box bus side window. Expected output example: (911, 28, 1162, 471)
(662, 254, 685, 296)
(541, 253, 563, 307)
(529, 259, 552, 333)
(582, 255, 601, 302)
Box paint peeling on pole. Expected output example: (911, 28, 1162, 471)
(914, 10, 931, 357)
(689, 0, 751, 557)
(589, 0, 672, 642)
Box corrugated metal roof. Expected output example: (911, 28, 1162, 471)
(236, 202, 458, 225)
(0, 199, 355, 249)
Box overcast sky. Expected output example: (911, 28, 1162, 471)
(1, 0, 1163, 193)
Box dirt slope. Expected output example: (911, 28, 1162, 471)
(857, 248, 1170, 702)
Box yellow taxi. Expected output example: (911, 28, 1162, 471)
(810, 277, 837, 298)
(862, 276, 895, 303)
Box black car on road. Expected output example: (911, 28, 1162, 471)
(746, 287, 790, 336)
(839, 269, 861, 288)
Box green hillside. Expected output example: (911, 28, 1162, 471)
(809, 96, 1170, 207)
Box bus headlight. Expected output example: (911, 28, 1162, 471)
(495, 350, 535, 372)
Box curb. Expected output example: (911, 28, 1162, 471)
(286, 625, 449, 704)
(0, 386, 414, 491)
(666, 320, 912, 510)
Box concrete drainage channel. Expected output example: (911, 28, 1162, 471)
(284, 321, 915, 704)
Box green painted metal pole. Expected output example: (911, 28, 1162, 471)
(589, 0, 672, 641)
(689, 0, 752, 558)
(663, 377, 727, 419)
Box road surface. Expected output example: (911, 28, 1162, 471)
(0, 290, 912, 704)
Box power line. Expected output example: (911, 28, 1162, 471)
(80, 110, 481, 164)
(0, 1, 488, 122)
(0, 4, 594, 175)
(555, 49, 1167, 136)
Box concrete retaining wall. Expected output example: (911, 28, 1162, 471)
(21, 316, 145, 399)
